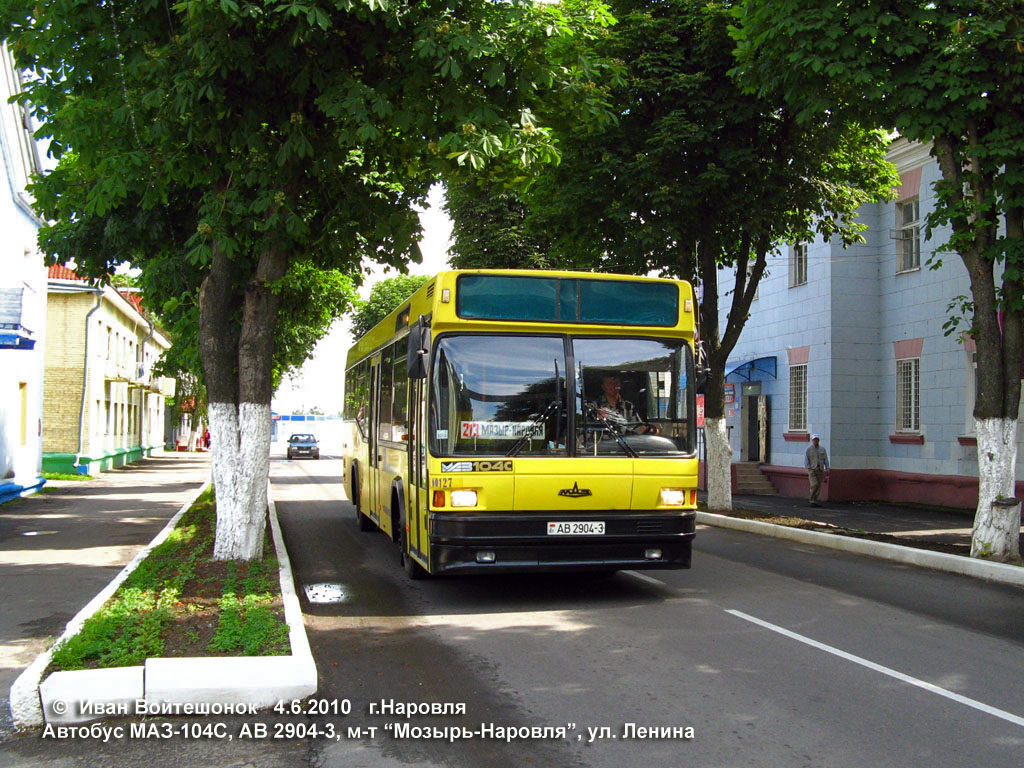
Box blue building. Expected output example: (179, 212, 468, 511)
(719, 139, 994, 508)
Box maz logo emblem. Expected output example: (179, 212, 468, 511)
(558, 482, 592, 498)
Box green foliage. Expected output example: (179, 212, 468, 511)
(109, 271, 140, 289)
(208, 554, 288, 656)
(271, 262, 359, 388)
(444, 181, 558, 270)
(1, 0, 618, 399)
(732, 0, 1024, 257)
(208, 593, 289, 656)
(350, 274, 433, 339)
(47, 487, 290, 669)
(524, 0, 897, 280)
(168, 372, 208, 435)
(50, 586, 177, 670)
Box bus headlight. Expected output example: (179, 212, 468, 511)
(450, 490, 479, 508)
(659, 488, 687, 507)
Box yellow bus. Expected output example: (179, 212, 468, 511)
(342, 270, 699, 578)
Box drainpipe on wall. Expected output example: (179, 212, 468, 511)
(75, 286, 103, 474)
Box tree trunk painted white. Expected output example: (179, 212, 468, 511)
(705, 416, 733, 512)
(210, 401, 271, 561)
(972, 416, 1022, 561)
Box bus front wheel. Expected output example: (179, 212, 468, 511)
(353, 471, 374, 532)
(399, 518, 427, 580)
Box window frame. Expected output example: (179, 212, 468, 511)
(896, 198, 921, 273)
(895, 357, 921, 433)
(789, 243, 808, 288)
(788, 363, 808, 432)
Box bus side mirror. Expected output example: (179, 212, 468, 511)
(407, 318, 430, 379)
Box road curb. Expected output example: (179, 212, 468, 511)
(10, 480, 316, 728)
(696, 512, 1024, 588)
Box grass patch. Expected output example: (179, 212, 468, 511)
(48, 488, 289, 672)
(42, 472, 94, 481)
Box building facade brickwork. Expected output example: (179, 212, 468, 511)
(44, 271, 174, 475)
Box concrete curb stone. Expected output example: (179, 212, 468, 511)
(697, 511, 1024, 588)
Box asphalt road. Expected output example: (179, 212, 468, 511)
(273, 456, 1024, 768)
(3, 450, 1022, 767)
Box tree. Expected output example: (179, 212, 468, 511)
(522, 0, 896, 511)
(444, 181, 554, 269)
(350, 274, 432, 339)
(3, 0, 615, 560)
(732, 0, 1024, 560)
(169, 372, 207, 451)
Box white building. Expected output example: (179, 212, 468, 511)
(0, 43, 46, 503)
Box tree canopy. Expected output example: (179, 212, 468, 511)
(503, 0, 897, 510)
(444, 181, 555, 270)
(0, 0, 619, 559)
(527, 0, 895, 280)
(350, 273, 432, 340)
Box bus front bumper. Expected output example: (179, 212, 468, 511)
(428, 511, 696, 575)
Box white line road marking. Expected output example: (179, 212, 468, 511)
(726, 609, 1024, 728)
(622, 570, 667, 587)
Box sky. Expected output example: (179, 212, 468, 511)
(272, 185, 453, 414)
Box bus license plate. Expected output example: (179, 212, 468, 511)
(547, 521, 605, 536)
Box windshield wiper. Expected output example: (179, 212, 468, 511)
(583, 403, 638, 458)
(506, 399, 559, 457)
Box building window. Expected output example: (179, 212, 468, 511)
(965, 350, 977, 435)
(896, 357, 920, 432)
(789, 243, 808, 287)
(895, 198, 921, 272)
(789, 364, 807, 432)
(746, 261, 759, 302)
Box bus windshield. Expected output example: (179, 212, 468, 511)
(430, 334, 695, 457)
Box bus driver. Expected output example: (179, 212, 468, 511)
(595, 375, 650, 434)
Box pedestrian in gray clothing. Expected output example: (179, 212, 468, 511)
(804, 434, 829, 507)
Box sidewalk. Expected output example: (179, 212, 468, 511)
(0, 451, 211, 737)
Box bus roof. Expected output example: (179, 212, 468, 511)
(345, 270, 695, 368)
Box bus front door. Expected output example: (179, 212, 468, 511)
(368, 355, 381, 525)
(407, 379, 425, 559)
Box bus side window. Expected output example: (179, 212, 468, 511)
(391, 339, 409, 440)
(379, 347, 394, 441)
(431, 349, 450, 454)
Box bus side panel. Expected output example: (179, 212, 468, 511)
(342, 421, 369, 514)
(378, 443, 404, 538)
